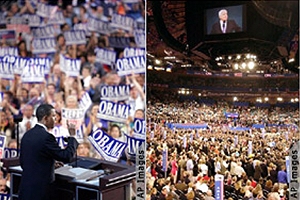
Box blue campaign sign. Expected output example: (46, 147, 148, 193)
(0, 193, 10, 200)
(162, 149, 168, 172)
(286, 156, 290, 183)
(0, 136, 5, 148)
(214, 174, 224, 200)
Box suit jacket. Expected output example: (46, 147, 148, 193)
(210, 20, 242, 34)
(18, 124, 79, 200)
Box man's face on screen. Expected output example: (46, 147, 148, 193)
(219, 11, 228, 21)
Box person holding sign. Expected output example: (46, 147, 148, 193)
(18, 104, 79, 200)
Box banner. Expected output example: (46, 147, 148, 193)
(32, 38, 56, 54)
(4, 148, 19, 159)
(61, 108, 85, 130)
(73, 23, 90, 37)
(108, 36, 132, 49)
(286, 156, 290, 183)
(36, 3, 57, 18)
(51, 125, 69, 149)
(132, 118, 145, 139)
(22, 14, 41, 27)
(214, 174, 224, 200)
(47, 11, 65, 25)
(289, 141, 300, 200)
(87, 17, 111, 35)
(0, 135, 6, 158)
(133, 28, 145, 48)
(1, 55, 51, 75)
(59, 54, 81, 77)
(6, 24, 30, 35)
(162, 147, 168, 172)
(100, 84, 131, 101)
(0, 193, 10, 200)
(0, 15, 6, 25)
(0, 47, 18, 57)
(167, 123, 208, 129)
(123, 48, 145, 58)
(110, 14, 134, 32)
(116, 55, 145, 76)
(78, 92, 93, 114)
(95, 48, 116, 65)
(134, 21, 145, 31)
(21, 63, 45, 83)
(0, 57, 14, 80)
(225, 112, 239, 118)
(88, 128, 127, 162)
(125, 133, 145, 157)
(97, 100, 131, 123)
(229, 127, 250, 131)
(248, 141, 252, 156)
(6, 16, 28, 25)
(63, 30, 86, 45)
(0, 30, 16, 44)
(32, 25, 56, 38)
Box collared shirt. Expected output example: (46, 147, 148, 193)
(36, 123, 48, 132)
(220, 20, 226, 33)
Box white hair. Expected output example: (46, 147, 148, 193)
(218, 9, 228, 17)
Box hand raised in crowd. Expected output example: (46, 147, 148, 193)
(67, 120, 76, 136)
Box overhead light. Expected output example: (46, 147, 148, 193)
(154, 66, 164, 71)
(164, 56, 176, 60)
(248, 61, 255, 69)
(241, 62, 246, 69)
(147, 53, 154, 58)
(256, 98, 262, 102)
(277, 97, 283, 102)
(155, 59, 161, 65)
(234, 63, 239, 70)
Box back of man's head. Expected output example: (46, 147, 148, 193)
(36, 104, 54, 122)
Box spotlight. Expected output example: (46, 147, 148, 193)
(248, 61, 255, 70)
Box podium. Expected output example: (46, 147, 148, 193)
(2, 157, 136, 200)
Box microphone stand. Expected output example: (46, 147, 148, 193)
(14, 117, 23, 156)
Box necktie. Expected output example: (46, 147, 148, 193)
(222, 22, 226, 33)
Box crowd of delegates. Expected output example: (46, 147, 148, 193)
(145, 95, 299, 200)
(0, 0, 145, 198)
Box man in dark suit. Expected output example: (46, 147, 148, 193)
(210, 9, 242, 34)
(18, 104, 79, 200)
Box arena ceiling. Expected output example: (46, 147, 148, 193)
(147, 1, 299, 74)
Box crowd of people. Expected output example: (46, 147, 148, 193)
(0, 0, 145, 198)
(145, 95, 299, 200)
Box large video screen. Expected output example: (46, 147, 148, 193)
(205, 5, 246, 35)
